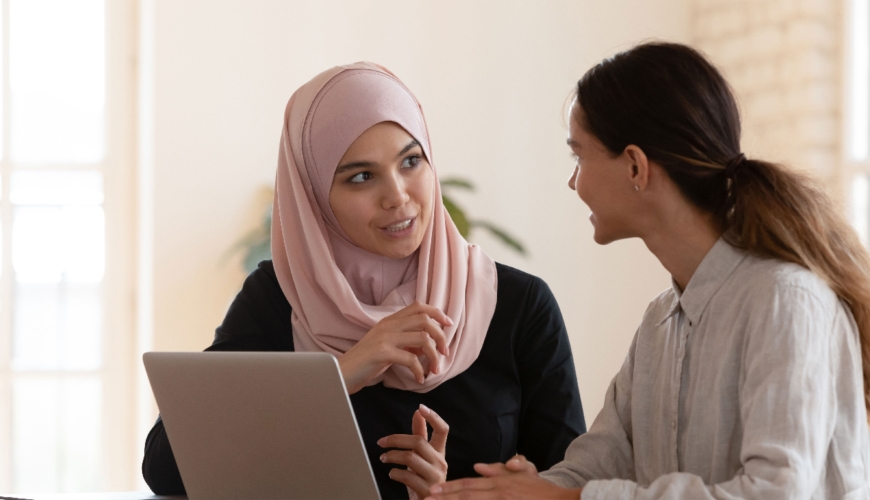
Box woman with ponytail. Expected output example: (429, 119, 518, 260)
(428, 42, 870, 500)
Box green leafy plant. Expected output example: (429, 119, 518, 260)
(229, 178, 526, 274)
(440, 177, 526, 255)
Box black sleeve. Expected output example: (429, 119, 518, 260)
(141, 416, 185, 495)
(141, 260, 293, 494)
(514, 275, 586, 470)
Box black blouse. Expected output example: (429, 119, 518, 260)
(143, 261, 585, 499)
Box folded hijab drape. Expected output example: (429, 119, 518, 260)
(271, 62, 498, 392)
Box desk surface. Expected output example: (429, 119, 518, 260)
(0, 493, 185, 500)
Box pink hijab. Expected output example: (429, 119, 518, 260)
(271, 62, 498, 392)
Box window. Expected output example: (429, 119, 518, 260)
(848, 0, 870, 244)
(0, 0, 135, 493)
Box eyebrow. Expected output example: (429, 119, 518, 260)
(335, 160, 374, 174)
(335, 139, 422, 174)
(398, 139, 421, 157)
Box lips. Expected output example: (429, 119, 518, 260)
(380, 216, 417, 238)
(385, 218, 413, 232)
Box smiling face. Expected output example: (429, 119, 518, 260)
(566, 101, 640, 244)
(329, 121, 434, 258)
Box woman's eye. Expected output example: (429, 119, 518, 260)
(348, 172, 372, 183)
(402, 155, 422, 169)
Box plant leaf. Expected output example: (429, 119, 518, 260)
(442, 194, 470, 238)
(440, 177, 475, 191)
(469, 220, 527, 255)
(243, 238, 272, 273)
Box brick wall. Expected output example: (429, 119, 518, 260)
(691, 0, 842, 189)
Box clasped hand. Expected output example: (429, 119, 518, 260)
(425, 455, 582, 500)
(339, 302, 453, 395)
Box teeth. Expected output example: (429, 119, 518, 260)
(387, 219, 412, 232)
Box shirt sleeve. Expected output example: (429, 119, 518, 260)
(514, 276, 587, 470)
(565, 285, 850, 499)
(540, 333, 638, 489)
(141, 260, 292, 494)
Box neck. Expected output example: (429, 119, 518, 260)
(639, 202, 722, 291)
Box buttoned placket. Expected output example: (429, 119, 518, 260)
(671, 310, 690, 470)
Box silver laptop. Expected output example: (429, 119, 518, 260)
(143, 352, 381, 500)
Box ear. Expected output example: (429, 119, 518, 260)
(623, 145, 650, 191)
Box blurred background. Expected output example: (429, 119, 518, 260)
(0, 0, 864, 494)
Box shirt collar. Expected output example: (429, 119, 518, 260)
(676, 237, 748, 326)
(656, 287, 682, 326)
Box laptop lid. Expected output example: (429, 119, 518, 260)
(143, 351, 381, 500)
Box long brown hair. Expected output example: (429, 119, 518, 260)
(575, 41, 870, 411)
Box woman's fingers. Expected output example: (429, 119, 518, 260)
(342, 302, 455, 393)
(472, 456, 537, 479)
(413, 409, 427, 438)
(473, 462, 511, 477)
(393, 348, 427, 384)
(387, 467, 431, 499)
(389, 303, 452, 356)
(393, 331, 441, 375)
(379, 434, 444, 469)
(379, 408, 449, 498)
(419, 404, 449, 452)
(505, 455, 537, 475)
(389, 314, 448, 358)
(393, 302, 453, 327)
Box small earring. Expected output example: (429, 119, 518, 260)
(634, 185, 639, 191)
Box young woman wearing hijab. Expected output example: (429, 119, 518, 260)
(427, 42, 870, 500)
(141, 62, 586, 499)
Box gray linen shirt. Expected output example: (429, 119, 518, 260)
(541, 238, 870, 499)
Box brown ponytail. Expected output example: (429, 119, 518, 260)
(576, 41, 870, 411)
(728, 159, 870, 411)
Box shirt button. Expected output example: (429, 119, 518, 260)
(671, 421, 677, 429)
(688, 320, 693, 326)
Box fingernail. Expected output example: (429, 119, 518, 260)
(380, 454, 386, 462)
(420, 403, 430, 414)
(430, 484, 442, 494)
(377, 437, 386, 446)
(446, 316, 454, 326)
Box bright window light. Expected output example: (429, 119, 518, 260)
(10, 0, 105, 163)
(850, 0, 870, 160)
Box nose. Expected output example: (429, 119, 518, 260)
(382, 172, 410, 209)
(567, 165, 578, 191)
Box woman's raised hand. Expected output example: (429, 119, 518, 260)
(379, 404, 449, 499)
(339, 302, 453, 395)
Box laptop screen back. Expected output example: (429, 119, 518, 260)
(143, 351, 381, 500)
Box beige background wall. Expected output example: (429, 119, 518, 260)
(140, 0, 690, 428)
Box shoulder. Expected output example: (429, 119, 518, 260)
(494, 262, 555, 304)
(233, 260, 292, 317)
(241, 260, 285, 298)
(732, 254, 839, 316)
(249, 259, 280, 286)
(490, 262, 565, 342)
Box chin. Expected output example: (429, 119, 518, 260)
(591, 223, 617, 245)
(378, 239, 423, 259)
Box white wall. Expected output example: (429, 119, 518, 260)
(143, 0, 689, 427)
